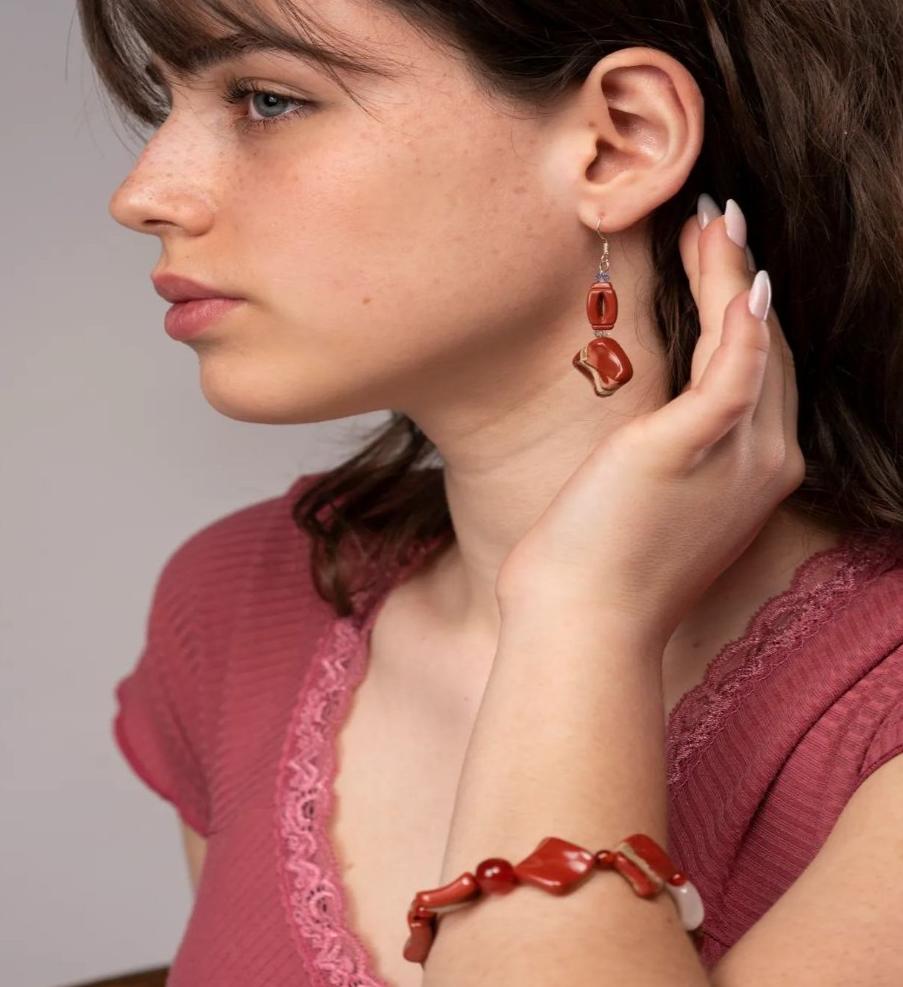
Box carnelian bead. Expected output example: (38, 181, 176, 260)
(416, 872, 479, 910)
(595, 849, 616, 868)
(612, 849, 662, 898)
(572, 336, 633, 397)
(512, 836, 596, 895)
(403, 911, 436, 965)
(621, 833, 679, 881)
(586, 280, 619, 330)
(475, 857, 518, 894)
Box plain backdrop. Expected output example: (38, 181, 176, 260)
(1, 5, 392, 984)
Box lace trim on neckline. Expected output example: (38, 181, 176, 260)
(665, 530, 901, 788)
(275, 529, 901, 985)
(275, 542, 435, 986)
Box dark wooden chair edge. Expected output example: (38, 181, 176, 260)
(63, 966, 170, 986)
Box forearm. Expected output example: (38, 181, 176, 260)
(420, 607, 711, 987)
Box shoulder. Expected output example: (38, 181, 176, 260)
(143, 473, 334, 680)
(156, 470, 327, 604)
(165, 470, 325, 566)
(113, 471, 331, 837)
(708, 741, 903, 984)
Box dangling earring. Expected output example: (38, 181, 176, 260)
(572, 218, 633, 397)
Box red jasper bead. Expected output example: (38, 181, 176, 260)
(595, 849, 616, 868)
(622, 833, 679, 882)
(573, 337, 634, 396)
(475, 858, 518, 894)
(612, 850, 661, 898)
(586, 280, 619, 330)
(415, 872, 479, 910)
(403, 909, 436, 965)
(512, 836, 596, 895)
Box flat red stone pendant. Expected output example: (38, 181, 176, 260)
(573, 336, 634, 397)
(512, 836, 596, 895)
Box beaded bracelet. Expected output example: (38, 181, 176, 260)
(403, 833, 705, 965)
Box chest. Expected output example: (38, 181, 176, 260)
(327, 600, 713, 987)
(330, 637, 483, 985)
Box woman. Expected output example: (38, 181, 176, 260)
(78, 1, 903, 984)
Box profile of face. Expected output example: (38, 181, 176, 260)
(109, 0, 704, 429)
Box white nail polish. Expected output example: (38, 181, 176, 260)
(697, 193, 722, 230)
(745, 245, 756, 273)
(724, 199, 748, 249)
(748, 270, 772, 321)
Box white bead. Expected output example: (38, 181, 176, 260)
(664, 880, 705, 931)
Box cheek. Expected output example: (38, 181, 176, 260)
(260, 134, 549, 319)
(207, 117, 576, 418)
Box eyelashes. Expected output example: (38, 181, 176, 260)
(220, 77, 316, 133)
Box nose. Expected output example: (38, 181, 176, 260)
(108, 123, 217, 238)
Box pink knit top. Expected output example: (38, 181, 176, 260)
(112, 471, 903, 984)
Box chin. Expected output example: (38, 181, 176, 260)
(195, 358, 385, 425)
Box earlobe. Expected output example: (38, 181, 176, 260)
(574, 46, 705, 233)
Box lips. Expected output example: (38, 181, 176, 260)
(163, 296, 245, 341)
(151, 272, 243, 304)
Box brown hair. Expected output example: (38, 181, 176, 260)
(78, 0, 903, 616)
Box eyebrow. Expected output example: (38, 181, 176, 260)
(144, 33, 398, 87)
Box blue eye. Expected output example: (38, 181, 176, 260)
(221, 79, 315, 132)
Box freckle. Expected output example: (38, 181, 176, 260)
(361, 297, 371, 305)
(513, 185, 527, 195)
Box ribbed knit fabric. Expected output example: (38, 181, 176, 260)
(112, 471, 903, 984)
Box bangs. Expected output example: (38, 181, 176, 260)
(77, 0, 406, 134)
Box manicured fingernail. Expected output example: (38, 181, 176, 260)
(748, 270, 772, 321)
(745, 245, 756, 273)
(697, 193, 722, 230)
(724, 199, 747, 249)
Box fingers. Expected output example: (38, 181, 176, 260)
(677, 194, 797, 448)
(667, 288, 773, 452)
(752, 301, 793, 443)
(679, 198, 759, 390)
(649, 270, 780, 461)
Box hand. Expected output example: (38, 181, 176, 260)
(495, 199, 806, 652)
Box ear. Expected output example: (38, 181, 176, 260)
(561, 46, 705, 234)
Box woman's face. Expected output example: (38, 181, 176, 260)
(109, 1, 659, 428)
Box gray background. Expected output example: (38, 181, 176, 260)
(1, 5, 388, 984)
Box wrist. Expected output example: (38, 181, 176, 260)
(496, 593, 669, 657)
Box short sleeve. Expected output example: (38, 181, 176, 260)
(112, 541, 211, 837)
(859, 704, 903, 785)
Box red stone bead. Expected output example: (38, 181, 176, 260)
(415, 872, 479, 910)
(572, 336, 634, 397)
(475, 857, 518, 894)
(586, 281, 619, 330)
(620, 834, 679, 882)
(403, 910, 436, 964)
(612, 850, 662, 898)
(595, 849, 616, 869)
(512, 836, 596, 895)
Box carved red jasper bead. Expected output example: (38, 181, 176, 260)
(586, 280, 619, 330)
